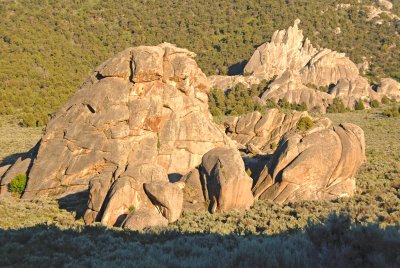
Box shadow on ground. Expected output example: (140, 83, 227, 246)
(0, 213, 399, 267)
(58, 191, 89, 220)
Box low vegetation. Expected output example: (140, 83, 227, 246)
(0, 109, 399, 265)
(296, 117, 314, 132)
(326, 97, 348, 113)
(209, 82, 266, 116)
(9, 174, 27, 195)
(355, 99, 365, 111)
(383, 104, 400, 117)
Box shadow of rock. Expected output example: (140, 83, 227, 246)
(168, 173, 183, 183)
(228, 60, 248, 76)
(57, 191, 89, 220)
(0, 140, 40, 166)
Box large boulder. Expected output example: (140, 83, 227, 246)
(199, 147, 254, 212)
(144, 181, 183, 222)
(123, 207, 168, 231)
(16, 43, 234, 199)
(253, 123, 365, 203)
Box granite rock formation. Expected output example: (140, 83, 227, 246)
(0, 43, 234, 198)
(223, 109, 314, 153)
(252, 122, 365, 203)
(210, 19, 382, 111)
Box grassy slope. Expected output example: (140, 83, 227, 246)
(0, 110, 399, 266)
(0, 116, 42, 165)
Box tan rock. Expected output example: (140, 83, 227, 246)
(123, 207, 168, 231)
(180, 168, 206, 212)
(0, 165, 11, 180)
(18, 43, 234, 199)
(253, 123, 365, 203)
(144, 181, 183, 223)
(100, 177, 151, 226)
(200, 147, 254, 212)
(377, 78, 400, 101)
(235, 111, 262, 135)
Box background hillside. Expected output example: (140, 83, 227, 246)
(0, 0, 400, 126)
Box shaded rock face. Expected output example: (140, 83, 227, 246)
(199, 147, 254, 212)
(223, 109, 311, 153)
(252, 123, 365, 203)
(210, 19, 381, 111)
(18, 43, 233, 199)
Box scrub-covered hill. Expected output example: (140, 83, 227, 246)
(1, 0, 400, 126)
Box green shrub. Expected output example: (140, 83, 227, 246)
(265, 100, 278, 109)
(297, 117, 314, 131)
(355, 99, 365, 110)
(383, 104, 400, 117)
(327, 98, 347, 113)
(278, 98, 291, 109)
(294, 102, 308, 111)
(381, 96, 391, 104)
(370, 99, 380, 108)
(209, 83, 265, 117)
(9, 174, 27, 194)
(270, 142, 277, 150)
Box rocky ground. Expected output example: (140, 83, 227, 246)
(0, 109, 399, 266)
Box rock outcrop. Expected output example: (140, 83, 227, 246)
(223, 109, 312, 153)
(252, 122, 365, 203)
(377, 78, 400, 101)
(210, 19, 383, 111)
(198, 147, 254, 212)
(3, 43, 234, 199)
(377, 0, 393, 10)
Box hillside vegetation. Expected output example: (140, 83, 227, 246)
(1, 0, 400, 126)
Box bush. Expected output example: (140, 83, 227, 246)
(383, 104, 400, 117)
(294, 102, 308, 111)
(355, 99, 365, 110)
(381, 96, 391, 104)
(370, 99, 380, 108)
(9, 174, 27, 194)
(297, 117, 314, 131)
(209, 83, 265, 117)
(278, 98, 291, 109)
(327, 98, 347, 113)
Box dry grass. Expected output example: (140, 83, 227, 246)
(0, 116, 42, 165)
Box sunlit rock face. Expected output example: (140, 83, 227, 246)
(17, 43, 234, 199)
(210, 19, 380, 111)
